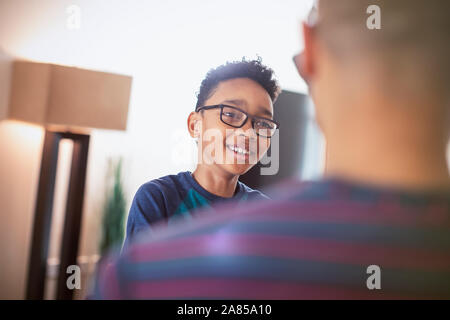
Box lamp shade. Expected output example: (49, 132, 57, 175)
(8, 61, 132, 131)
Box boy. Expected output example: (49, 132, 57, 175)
(124, 58, 281, 246)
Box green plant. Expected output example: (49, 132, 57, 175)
(99, 158, 127, 255)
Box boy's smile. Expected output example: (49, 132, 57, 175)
(225, 135, 254, 163)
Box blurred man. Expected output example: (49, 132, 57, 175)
(92, 0, 450, 299)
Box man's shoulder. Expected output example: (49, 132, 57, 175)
(197, 178, 450, 227)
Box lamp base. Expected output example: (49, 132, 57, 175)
(26, 129, 90, 300)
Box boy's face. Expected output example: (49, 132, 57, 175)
(191, 77, 274, 176)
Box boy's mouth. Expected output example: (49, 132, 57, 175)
(224, 143, 259, 166)
(226, 144, 250, 156)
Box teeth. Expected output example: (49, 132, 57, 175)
(227, 145, 249, 155)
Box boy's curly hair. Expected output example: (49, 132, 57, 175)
(195, 57, 281, 110)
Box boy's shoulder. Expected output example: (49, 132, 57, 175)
(137, 171, 270, 201)
(237, 181, 270, 200)
(138, 171, 191, 195)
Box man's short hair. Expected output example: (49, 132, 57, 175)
(195, 57, 281, 110)
(317, 0, 450, 97)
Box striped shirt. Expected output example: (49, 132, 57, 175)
(92, 178, 450, 299)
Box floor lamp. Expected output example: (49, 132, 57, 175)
(7, 61, 132, 300)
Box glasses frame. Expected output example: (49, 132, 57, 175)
(196, 104, 280, 138)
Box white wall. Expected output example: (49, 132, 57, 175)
(0, 0, 315, 299)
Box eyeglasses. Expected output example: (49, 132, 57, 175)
(196, 104, 279, 138)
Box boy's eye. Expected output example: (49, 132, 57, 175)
(223, 111, 238, 118)
(221, 106, 247, 126)
(255, 120, 274, 129)
(222, 107, 245, 122)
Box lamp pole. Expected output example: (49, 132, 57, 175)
(26, 130, 90, 300)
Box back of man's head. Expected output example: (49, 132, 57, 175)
(305, 0, 450, 189)
(317, 0, 449, 97)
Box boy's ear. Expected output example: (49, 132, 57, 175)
(187, 112, 201, 138)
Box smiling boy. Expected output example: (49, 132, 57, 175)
(124, 58, 280, 246)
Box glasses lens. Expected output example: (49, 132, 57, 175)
(254, 119, 277, 137)
(221, 106, 247, 127)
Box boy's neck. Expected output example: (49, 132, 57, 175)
(192, 165, 239, 198)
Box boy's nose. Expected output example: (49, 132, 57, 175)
(235, 122, 257, 140)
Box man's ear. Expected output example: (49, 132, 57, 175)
(187, 112, 201, 138)
(301, 22, 316, 84)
